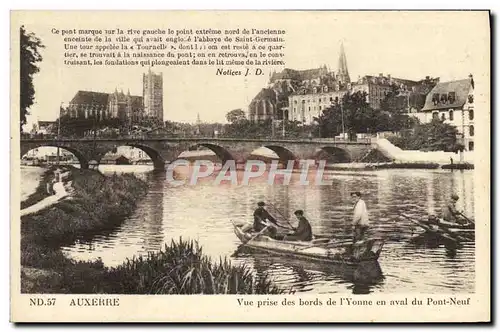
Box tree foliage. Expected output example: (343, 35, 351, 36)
(388, 119, 464, 152)
(225, 108, 246, 124)
(379, 84, 419, 132)
(314, 91, 380, 139)
(20, 26, 44, 132)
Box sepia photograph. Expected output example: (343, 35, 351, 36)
(11, 10, 490, 322)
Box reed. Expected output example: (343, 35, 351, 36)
(98, 239, 283, 294)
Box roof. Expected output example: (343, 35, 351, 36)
(250, 88, 277, 104)
(361, 75, 419, 87)
(421, 79, 472, 111)
(70, 91, 110, 106)
(270, 67, 328, 82)
(69, 90, 143, 107)
(37, 121, 55, 126)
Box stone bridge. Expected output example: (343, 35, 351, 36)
(20, 137, 376, 170)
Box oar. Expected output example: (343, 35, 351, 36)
(240, 223, 271, 247)
(458, 211, 475, 226)
(266, 202, 296, 231)
(400, 213, 459, 243)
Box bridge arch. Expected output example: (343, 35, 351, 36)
(315, 146, 352, 163)
(125, 143, 166, 170)
(21, 144, 90, 169)
(186, 143, 235, 163)
(262, 145, 297, 163)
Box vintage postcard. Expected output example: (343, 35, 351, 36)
(10, 10, 490, 322)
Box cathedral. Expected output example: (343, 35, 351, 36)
(64, 69, 164, 125)
(249, 43, 433, 125)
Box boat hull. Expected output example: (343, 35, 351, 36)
(233, 222, 384, 266)
(403, 214, 475, 243)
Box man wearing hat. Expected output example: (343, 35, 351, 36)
(253, 202, 279, 236)
(351, 191, 370, 243)
(442, 194, 466, 224)
(284, 210, 313, 241)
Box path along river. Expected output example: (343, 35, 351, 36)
(21, 165, 475, 294)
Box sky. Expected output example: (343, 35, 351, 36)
(17, 11, 489, 129)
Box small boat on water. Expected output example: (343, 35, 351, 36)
(401, 213, 474, 243)
(232, 221, 385, 266)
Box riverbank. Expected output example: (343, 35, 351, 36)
(324, 162, 474, 171)
(21, 166, 282, 294)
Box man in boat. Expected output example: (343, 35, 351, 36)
(351, 191, 371, 243)
(283, 210, 313, 241)
(252, 201, 279, 237)
(442, 194, 467, 225)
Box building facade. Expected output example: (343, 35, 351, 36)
(63, 70, 163, 125)
(143, 69, 164, 122)
(415, 75, 475, 151)
(250, 43, 436, 125)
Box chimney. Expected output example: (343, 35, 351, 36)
(426, 76, 430, 80)
(379, 73, 383, 77)
(469, 73, 474, 89)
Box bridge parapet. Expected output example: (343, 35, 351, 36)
(20, 136, 376, 170)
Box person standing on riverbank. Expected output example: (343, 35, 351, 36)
(351, 191, 370, 243)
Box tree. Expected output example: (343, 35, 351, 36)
(314, 91, 377, 139)
(225, 108, 247, 124)
(20, 26, 44, 132)
(388, 119, 462, 152)
(379, 84, 420, 132)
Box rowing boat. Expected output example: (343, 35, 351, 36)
(401, 213, 474, 243)
(232, 221, 384, 265)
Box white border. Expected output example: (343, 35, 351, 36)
(3, 1, 497, 330)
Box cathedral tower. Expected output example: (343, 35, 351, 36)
(337, 42, 351, 84)
(143, 68, 164, 122)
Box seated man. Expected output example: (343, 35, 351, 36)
(283, 210, 313, 241)
(252, 201, 279, 237)
(442, 194, 467, 225)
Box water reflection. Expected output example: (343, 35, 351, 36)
(19, 165, 475, 293)
(234, 247, 384, 294)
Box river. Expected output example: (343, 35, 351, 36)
(21, 165, 475, 294)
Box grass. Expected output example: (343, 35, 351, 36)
(21, 166, 149, 254)
(21, 166, 283, 294)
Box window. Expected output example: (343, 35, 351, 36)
(309, 107, 311, 111)
(469, 125, 474, 137)
(469, 109, 474, 120)
(319, 106, 322, 110)
(468, 95, 474, 103)
(330, 97, 333, 102)
(448, 92, 456, 103)
(319, 98, 321, 103)
(432, 93, 440, 105)
(449, 110, 454, 121)
(441, 113, 446, 121)
(432, 112, 439, 120)
(440, 94, 448, 103)
(468, 141, 474, 151)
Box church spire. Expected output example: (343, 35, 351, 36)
(337, 42, 350, 84)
